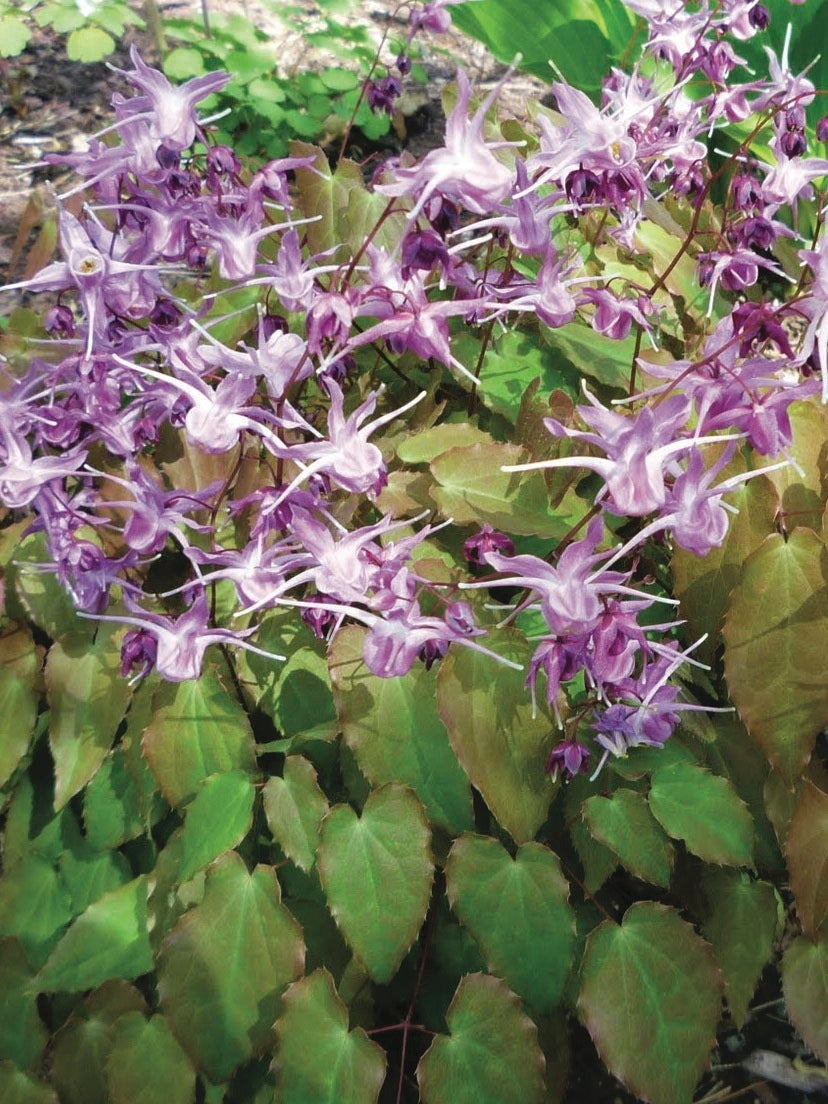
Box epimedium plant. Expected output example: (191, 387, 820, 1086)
(0, 1, 827, 1102)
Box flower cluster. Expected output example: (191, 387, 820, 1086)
(0, 0, 824, 779)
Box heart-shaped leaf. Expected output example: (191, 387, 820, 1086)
(317, 784, 432, 983)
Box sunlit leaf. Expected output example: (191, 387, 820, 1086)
(723, 529, 828, 786)
(58, 842, 131, 915)
(178, 771, 255, 882)
(437, 631, 556, 843)
(142, 668, 257, 806)
(35, 878, 152, 993)
(417, 973, 545, 1104)
(0, 15, 31, 57)
(0, 626, 39, 788)
(66, 26, 115, 62)
(83, 749, 147, 852)
(273, 969, 386, 1103)
(158, 852, 304, 1082)
(329, 627, 473, 835)
(445, 835, 575, 1014)
(0, 1064, 57, 1104)
(263, 757, 330, 873)
(786, 780, 828, 936)
(317, 784, 433, 983)
(782, 935, 828, 1064)
(578, 903, 722, 1104)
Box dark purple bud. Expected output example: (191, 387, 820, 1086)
(301, 595, 335, 638)
(156, 144, 180, 170)
(780, 129, 808, 158)
(106, 318, 129, 346)
(318, 354, 355, 390)
(463, 524, 516, 566)
(545, 739, 590, 781)
(424, 194, 461, 234)
(736, 215, 776, 251)
(207, 144, 240, 177)
(396, 52, 412, 75)
(367, 74, 402, 115)
(186, 242, 208, 268)
(785, 105, 807, 130)
(45, 303, 75, 338)
(150, 298, 182, 328)
(817, 116, 828, 143)
(418, 638, 449, 670)
(731, 172, 763, 213)
(120, 629, 157, 680)
(749, 2, 770, 29)
(261, 312, 289, 340)
(565, 167, 601, 205)
(401, 228, 450, 279)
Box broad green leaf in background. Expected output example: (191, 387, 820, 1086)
(583, 789, 674, 888)
(142, 668, 257, 806)
(0, 15, 31, 57)
(0, 626, 39, 788)
(0, 939, 47, 1069)
(178, 772, 255, 882)
(158, 853, 304, 1083)
(723, 529, 828, 787)
(273, 969, 386, 1104)
(329, 627, 473, 835)
(263, 757, 330, 873)
(785, 780, 828, 937)
(648, 761, 754, 867)
(781, 935, 828, 1065)
(46, 623, 131, 809)
(429, 442, 578, 538)
(445, 836, 575, 1015)
(58, 842, 131, 915)
(318, 785, 433, 983)
(0, 1063, 57, 1104)
(49, 981, 148, 1104)
(764, 395, 828, 523)
(416, 973, 545, 1104)
(267, 645, 339, 741)
(672, 473, 779, 664)
(66, 26, 115, 61)
(437, 631, 556, 843)
(35, 877, 152, 993)
(8, 532, 85, 640)
(578, 903, 722, 1104)
(0, 854, 73, 966)
(396, 423, 491, 464)
(105, 1012, 195, 1104)
(701, 869, 778, 1028)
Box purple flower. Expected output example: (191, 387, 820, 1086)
(545, 739, 590, 782)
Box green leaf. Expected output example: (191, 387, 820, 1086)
(105, 1013, 195, 1104)
(0, 627, 39, 787)
(0, 854, 73, 966)
(269, 646, 338, 741)
(436, 630, 556, 843)
(317, 784, 433, 983)
(781, 934, 828, 1064)
(0, 16, 31, 57)
(0, 1064, 57, 1104)
(429, 442, 576, 538)
(329, 627, 473, 835)
(723, 529, 828, 786)
(66, 26, 115, 62)
(701, 870, 778, 1027)
(445, 836, 575, 1015)
(396, 423, 491, 464)
(46, 624, 132, 809)
(416, 973, 545, 1104)
(578, 903, 722, 1104)
(0, 939, 47, 1069)
(84, 749, 147, 851)
(142, 668, 257, 806)
(163, 47, 208, 80)
(158, 852, 304, 1082)
(785, 780, 828, 936)
(542, 319, 637, 390)
(583, 789, 674, 888)
(50, 981, 148, 1104)
(36, 877, 152, 993)
(672, 473, 779, 663)
(263, 757, 329, 873)
(648, 761, 754, 867)
(178, 771, 256, 882)
(9, 532, 86, 639)
(273, 969, 386, 1103)
(319, 67, 358, 92)
(59, 843, 131, 915)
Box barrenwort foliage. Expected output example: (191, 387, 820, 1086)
(0, 1, 826, 1101)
